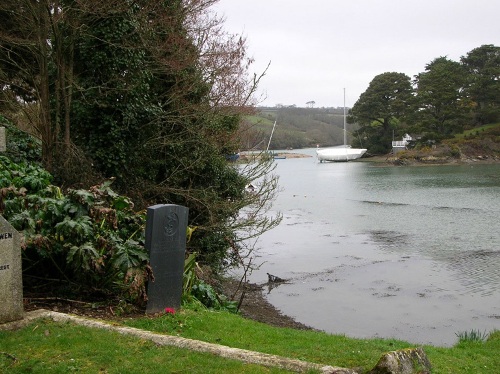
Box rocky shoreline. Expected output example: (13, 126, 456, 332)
(218, 278, 315, 330)
(278, 151, 500, 166)
(360, 155, 499, 167)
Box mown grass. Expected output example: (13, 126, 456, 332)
(124, 307, 500, 373)
(0, 318, 289, 374)
(2, 307, 499, 373)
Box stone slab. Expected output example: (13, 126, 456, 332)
(145, 204, 188, 314)
(0, 215, 23, 323)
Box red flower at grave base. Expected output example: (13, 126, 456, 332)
(164, 307, 176, 315)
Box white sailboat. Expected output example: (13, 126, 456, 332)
(316, 89, 367, 162)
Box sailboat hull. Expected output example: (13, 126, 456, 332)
(316, 146, 367, 162)
(318, 89, 366, 162)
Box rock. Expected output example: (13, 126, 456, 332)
(267, 273, 287, 283)
(369, 347, 431, 374)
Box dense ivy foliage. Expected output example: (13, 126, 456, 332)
(71, 8, 157, 180)
(0, 117, 41, 163)
(63, 3, 257, 271)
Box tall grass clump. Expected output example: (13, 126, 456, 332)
(455, 329, 489, 343)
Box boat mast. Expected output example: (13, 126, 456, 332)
(343, 88, 347, 146)
(266, 120, 277, 152)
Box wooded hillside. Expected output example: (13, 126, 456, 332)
(240, 106, 362, 150)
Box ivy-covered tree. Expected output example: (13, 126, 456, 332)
(0, 0, 280, 276)
(0, 1, 50, 164)
(349, 72, 413, 154)
(461, 44, 500, 124)
(412, 57, 471, 137)
(70, 4, 156, 181)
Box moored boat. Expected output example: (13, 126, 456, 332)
(316, 89, 366, 162)
(316, 145, 366, 162)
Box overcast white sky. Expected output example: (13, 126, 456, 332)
(212, 0, 500, 108)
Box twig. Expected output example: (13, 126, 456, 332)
(1, 352, 17, 362)
(231, 257, 253, 300)
(25, 297, 91, 305)
(237, 289, 246, 312)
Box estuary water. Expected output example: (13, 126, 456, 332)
(242, 148, 500, 347)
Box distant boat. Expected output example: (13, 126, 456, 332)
(316, 89, 367, 162)
(272, 154, 286, 159)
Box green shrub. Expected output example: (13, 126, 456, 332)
(0, 156, 149, 303)
(183, 252, 238, 313)
(190, 281, 238, 313)
(1, 154, 238, 309)
(0, 117, 41, 163)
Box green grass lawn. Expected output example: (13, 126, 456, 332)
(0, 318, 289, 374)
(2, 307, 499, 373)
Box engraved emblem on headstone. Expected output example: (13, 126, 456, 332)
(164, 212, 179, 237)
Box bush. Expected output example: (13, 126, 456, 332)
(0, 156, 149, 303)
(189, 281, 238, 313)
(0, 117, 41, 163)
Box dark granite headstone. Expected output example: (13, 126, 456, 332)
(145, 204, 189, 314)
(0, 215, 23, 323)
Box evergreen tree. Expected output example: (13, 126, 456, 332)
(461, 44, 500, 124)
(413, 57, 471, 137)
(349, 72, 413, 154)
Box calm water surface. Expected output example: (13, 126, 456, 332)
(240, 148, 500, 346)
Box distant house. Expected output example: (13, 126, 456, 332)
(392, 134, 413, 154)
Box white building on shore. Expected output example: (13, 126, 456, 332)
(392, 134, 413, 154)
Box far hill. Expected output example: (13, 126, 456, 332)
(239, 106, 363, 151)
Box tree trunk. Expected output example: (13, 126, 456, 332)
(37, 1, 54, 171)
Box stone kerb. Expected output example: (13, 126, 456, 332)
(0, 215, 24, 324)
